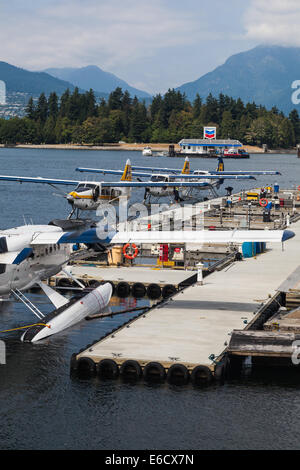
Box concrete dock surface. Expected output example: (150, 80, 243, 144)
(75, 220, 300, 374)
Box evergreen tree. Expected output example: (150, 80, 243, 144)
(36, 93, 48, 123)
(193, 94, 202, 119)
(25, 97, 36, 120)
(48, 92, 58, 119)
(220, 110, 235, 139)
(289, 109, 300, 144)
(108, 87, 123, 110)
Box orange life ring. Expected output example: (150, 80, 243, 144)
(123, 243, 139, 260)
(259, 198, 268, 207)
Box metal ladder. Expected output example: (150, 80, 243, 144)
(11, 288, 45, 320)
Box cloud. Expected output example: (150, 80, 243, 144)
(0, 0, 204, 71)
(0, 0, 257, 93)
(244, 0, 300, 46)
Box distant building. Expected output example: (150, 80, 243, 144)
(0, 81, 6, 105)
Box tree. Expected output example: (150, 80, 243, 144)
(25, 97, 36, 120)
(36, 93, 48, 123)
(205, 93, 219, 123)
(108, 87, 123, 110)
(289, 109, 300, 144)
(43, 116, 57, 144)
(193, 94, 202, 119)
(220, 111, 235, 139)
(48, 92, 58, 119)
(85, 89, 97, 118)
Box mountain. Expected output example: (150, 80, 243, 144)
(176, 45, 300, 114)
(0, 61, 76, 95)
(44, 65, 151, 99)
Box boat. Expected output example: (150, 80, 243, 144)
(155, 151, 168, 157)
(223, 148, 249, 158)
(142, 146, 152, 156)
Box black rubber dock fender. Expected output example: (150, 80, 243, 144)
(77, 357, 96, 377)
(167, 364, 189, 385)
(116, 282, 131, 298)
(132, 282, 146, 298)
(162, 284, 177, 299)
(143, 361, 166, 382)
(190, 365, 213, 385)
(146, 283, 161, 300)
(120, 360, 142, 380)
(97, 359, 119, 379)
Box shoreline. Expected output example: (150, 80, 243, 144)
(0, 143, 297, 154)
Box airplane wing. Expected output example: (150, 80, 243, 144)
(29, 227, 295, 246)
(76, 168, 256, 181)
(109, 229, 295, 244)
(131, 166, 281, 176)
(131, 166, 182, 174)
(0, 175, 81, 185)
(76, 167, 155, 178)
(209, 171, 281, 175)
(100, 180, 251, 188)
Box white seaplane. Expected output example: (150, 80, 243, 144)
(129, 156, 282, 177)
(0, 160, 251, 216)
(76, 157, 258, 203)
(0, 220, 294, 342)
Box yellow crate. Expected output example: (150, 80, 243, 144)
(246, 192, 259, 201)
(157, 260, 175, 267)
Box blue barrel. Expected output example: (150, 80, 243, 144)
(242, 242, 256, 258)
(274, 183, 279, 194)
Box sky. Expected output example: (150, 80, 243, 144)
(0, 0, 300, 94)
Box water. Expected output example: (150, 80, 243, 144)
(0, 148, 300, 450)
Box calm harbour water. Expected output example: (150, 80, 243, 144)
(0, 148, 300, 450)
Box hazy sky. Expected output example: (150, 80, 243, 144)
(0, 0, 299, 94)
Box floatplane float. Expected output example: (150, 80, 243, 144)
(0, 220, 294, 342)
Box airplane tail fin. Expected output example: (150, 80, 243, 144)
(217, 157, 224, 172)
(181, 157, 190, 174)
(120, 159, 132, 181)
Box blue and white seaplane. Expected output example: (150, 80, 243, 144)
(76, 157, 279, 203)
(76, 157, 257, 203)
(0, 219, 294, 342)
(0, 159, 255, 216)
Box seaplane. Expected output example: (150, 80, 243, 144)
(0, 160, 243, 218)
(129, 156, 281, 177)
(0, 219, 295, 342)
(75, 157, 259, 204)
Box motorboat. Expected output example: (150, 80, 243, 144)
(223, 148, 249, 158)
(142, 146, 152, 156)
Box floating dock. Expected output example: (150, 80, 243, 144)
(50, 266, 197, 299)
(70, 216, 300, 384)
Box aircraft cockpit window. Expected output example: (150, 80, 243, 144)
(151, 175, 167, 182)
(75, 183, 97, 192)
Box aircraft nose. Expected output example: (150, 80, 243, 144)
(67, 192, 75, 203)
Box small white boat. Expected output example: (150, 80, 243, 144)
(155, 151, 168, 157)
(142, 146, 152, 156)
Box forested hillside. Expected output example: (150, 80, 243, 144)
(0, 87, 299, 148)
